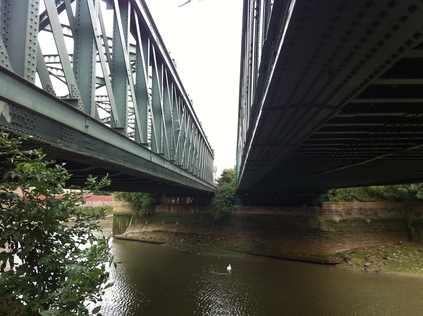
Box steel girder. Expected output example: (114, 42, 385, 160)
(0, 0, 215, 192)
(237, 0, 275, 187)
(237, 0, 423, 196)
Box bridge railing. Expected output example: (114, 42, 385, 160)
(0, 0, 214, 185)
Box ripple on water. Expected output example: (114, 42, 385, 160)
(99, 239, 423, 316)
(191, 264, 260, 316)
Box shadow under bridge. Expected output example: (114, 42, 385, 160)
(237, 0, 423, 203)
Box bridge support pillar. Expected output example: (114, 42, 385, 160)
(156, 194, 212, 213)
(235, 192, 328, 207)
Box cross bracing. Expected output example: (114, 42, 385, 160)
(0, 0, 214, 193)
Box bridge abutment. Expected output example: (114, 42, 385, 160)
(156, 194, 212, 213)
(113, 201, 423, 258)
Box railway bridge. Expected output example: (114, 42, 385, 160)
(0, 0, 214, 195)
(237, 0, 423, 204)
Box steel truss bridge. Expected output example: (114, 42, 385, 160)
(0, 0, 214, 194)
(237, 0, 423, 202)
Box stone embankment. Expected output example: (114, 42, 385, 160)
(113, 201, 423, 271)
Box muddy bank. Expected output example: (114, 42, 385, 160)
(113, 202, 423, 272)
(335, 243, 423, 275)
(115, 229, 423, 274)
(114, 202, 419, 254)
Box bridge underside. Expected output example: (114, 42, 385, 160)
(22, 139, 210, 194)
(237, 0, 423, 198)
(0, 69, 213, 195)
(2, 128, 213, 195)
(2, 127, 213, 194)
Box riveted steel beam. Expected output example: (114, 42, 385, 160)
(237, 0, 423, 197)
(74, 0, 97, 116)
(2, 0, 40, 82)
(0, 0, 215, 192)
(0, 65, 214, 192)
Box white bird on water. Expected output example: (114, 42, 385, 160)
(227, 264, 232, 271)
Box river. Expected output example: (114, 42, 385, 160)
(100, 238, 423, 316)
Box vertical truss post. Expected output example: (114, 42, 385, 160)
(193, 131, 200, 175)
(0, 37, 11, 69)
(151, 48, 164, 154)
(198, 141, 206, 179)
(185, 123, 193, 172)
(180, 113, 189, 168)
(168, 84, 177, 162)
(171, 94, 182, 163)
(134, 20, 149, 145)
(2, 0, 39, 82)
(111, 0, 130, 134)
(74, 0, 97, 117)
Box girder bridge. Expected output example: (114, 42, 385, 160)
(0, 0, 215, 194)
(237, 0, 423, 203)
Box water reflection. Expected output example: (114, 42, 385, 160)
(101, 239, 423, 316)
(192, 265, 256, 316)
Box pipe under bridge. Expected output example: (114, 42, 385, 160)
(0, 0, 215, 194)
(237, 0, 423, 203)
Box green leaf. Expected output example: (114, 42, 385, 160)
(0, 131, 114, 315)
(92, 305, 101, 314)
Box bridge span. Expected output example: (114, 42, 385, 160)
(237, 0, 423, 201)
(0, 0, 214, 194)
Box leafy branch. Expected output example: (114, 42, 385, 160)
(0, 132, 113, 315)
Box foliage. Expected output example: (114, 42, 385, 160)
(90, 189, 112, 196)
(0, 132, 113, 315)
(114, 192, 156, 215)
(78, 205, 113, 214)
(327, 184, 423, 202)
(210, 168, 236, 219)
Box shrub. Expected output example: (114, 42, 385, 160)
(210, 167, 236, 219)
(0, 132, 113, 315)
(327, 184, 423, 202)
(114, 192, 156, 215)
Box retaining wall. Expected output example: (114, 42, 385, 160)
(114, 201, 423, 255)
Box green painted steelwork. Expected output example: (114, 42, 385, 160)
(0, 0, 214, 193)
(237, 0, 423, 198)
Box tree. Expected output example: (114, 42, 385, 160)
(0, 132, 113, 315)
(327, 184, 423, 202)
(114, 192, 156, 215)
(209, 167, 236, 219)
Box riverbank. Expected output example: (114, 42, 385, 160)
(334, 242, 423, 275)
(111, 200, 423, 275)
(114, 229, 423, 275)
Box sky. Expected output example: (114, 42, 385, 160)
(144, 0, 243, 178)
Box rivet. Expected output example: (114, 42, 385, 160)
(408, 4, 418, 13)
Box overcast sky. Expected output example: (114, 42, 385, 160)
(144, 0, 243, 178)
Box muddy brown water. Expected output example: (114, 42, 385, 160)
(100, 237, 423, 316)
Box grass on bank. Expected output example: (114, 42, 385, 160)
(335, 243, 423, 274)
